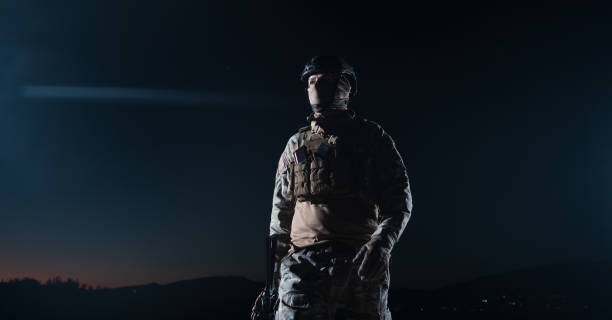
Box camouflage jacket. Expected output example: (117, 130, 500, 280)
(269, 109, 412, 262)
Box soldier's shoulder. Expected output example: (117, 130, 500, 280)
(360, 118, 383, 130)
(283, 129, 306, 151)
(286, 132, 300, 146)
(354, 116, 387, 138)
(277, 131, 301, 169)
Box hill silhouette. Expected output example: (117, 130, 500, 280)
(390, 260, 612, 318)
(1, 261, 610, 319)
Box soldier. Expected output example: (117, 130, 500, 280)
(252, 56, 413, 320)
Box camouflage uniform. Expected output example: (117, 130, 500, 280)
(269, 108, 412, 320)
(277, 240, 392, 320)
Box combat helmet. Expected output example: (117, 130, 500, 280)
(300, 56, 358, 97)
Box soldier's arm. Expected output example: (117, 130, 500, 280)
(269, 134, 298, 286)
(370, 125, 413, 252)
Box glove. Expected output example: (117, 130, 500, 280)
(351, 238, 391, 282)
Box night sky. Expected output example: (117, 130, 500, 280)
(1, 2, 611, 290)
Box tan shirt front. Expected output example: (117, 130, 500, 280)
(289, 197, 379, 253)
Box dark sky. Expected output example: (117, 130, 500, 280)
(1, 1, 611, 290)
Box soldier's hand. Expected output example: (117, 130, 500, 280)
(351, 239, 391, 282)
(251, 290, 265, 320)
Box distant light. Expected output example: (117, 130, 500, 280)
(481, 299, 488, 303)
(20, 85, 286, 107)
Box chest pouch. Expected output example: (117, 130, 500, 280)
(291, 130, 370, 202)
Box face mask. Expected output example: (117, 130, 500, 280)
(307, 74, 351, 112)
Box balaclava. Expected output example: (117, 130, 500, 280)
(307, 73, 352, 113)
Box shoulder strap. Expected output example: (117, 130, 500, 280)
(297, 125, 311, 147)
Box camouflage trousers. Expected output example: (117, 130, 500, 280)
(276, 241, 392, 320)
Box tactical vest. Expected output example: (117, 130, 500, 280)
(288, 117, 378, 203)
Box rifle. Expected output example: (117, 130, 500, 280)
(251, 235, 279, 320)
